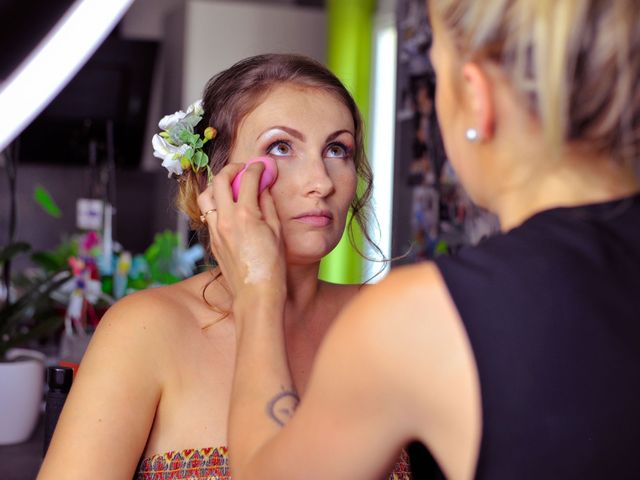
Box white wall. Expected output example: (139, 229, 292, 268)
(182, 0, 326, 104)
(120, 0, 303, 41)
(120, 0, 185, 40)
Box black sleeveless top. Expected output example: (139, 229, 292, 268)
(409, 194, 640, 479)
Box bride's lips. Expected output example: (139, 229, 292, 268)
(293, 210, 333, 227)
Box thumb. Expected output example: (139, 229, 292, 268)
(259, 189, 280, 234)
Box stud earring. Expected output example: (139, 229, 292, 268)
(465, 128, 479, 142)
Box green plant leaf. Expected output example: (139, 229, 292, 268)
(193, 151, 203, 168)
(30, 251, 61, 272)
(0, 271, 71, 330)
(0, 313, 63, 359)
(143, 231, 181, 284)
(30, 238, 77, 273)
(179, 129, 192, 143)
(34, 185, 61, 218)
(182, 114, 202, 130)
(0, 242, 30, 265)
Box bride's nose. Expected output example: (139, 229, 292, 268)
(302, 154, 335, 198)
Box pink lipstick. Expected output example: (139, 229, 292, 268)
(293, 210, 333, 227)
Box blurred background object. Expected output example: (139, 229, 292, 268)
(0, 0, 135, 152)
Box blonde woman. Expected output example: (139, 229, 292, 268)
(203, 1, 640, 479)
(38, 54, 410, 480)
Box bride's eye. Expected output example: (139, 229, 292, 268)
(325, 142, 351, 159)
(267, 140, 293, 157)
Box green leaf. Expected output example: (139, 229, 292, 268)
(0, 313, 64, 358)
(143, 231, 181, 284)
(435, 240, 449, 256)
(0, 242, 30, 265)
(33, 185, 61, 218)
(30, 252, 61, 271)
(30, 238, 77, 272)
(179, 129, 192, 143)
(182, 114, 203, 130)
(184, 147, 194, 160)
(0, 271, 71, 336)
(197, 154, 209, 169)
(193, 151, 204, 168)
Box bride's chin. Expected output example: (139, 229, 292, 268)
(284, 245, 340, 267)
(284, 252, 329, 267)
(283, 235, 342, 264)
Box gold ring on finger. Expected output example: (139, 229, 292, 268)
(200, 208, 217, 224)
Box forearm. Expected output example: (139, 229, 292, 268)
(228, 298, 294, 479)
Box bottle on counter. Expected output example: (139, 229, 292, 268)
(43, 366, 73, 456)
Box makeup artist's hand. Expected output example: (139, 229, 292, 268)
(197, 162, 286, 316)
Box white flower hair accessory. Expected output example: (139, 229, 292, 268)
(152, 99, 216, 180)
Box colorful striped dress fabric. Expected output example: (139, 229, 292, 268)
(135, 446, 412, 479)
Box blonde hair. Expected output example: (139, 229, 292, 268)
(431, 0, 640, 166)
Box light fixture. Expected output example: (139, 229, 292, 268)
(367, 18, 397, 281)
(0, 0, 134, 152)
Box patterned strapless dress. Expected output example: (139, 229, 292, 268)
(135, 446, 412, 479)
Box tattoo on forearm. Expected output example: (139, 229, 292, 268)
(266, 389, 300, 427)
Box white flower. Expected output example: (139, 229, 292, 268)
(186, 99, 204, 116)
(158, 99, 204, 130)
(158, 109, 187, 131)
(152, 134, 189, 177)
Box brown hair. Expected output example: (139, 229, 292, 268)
(176, 53, 379, 265)
(432, 0, 640, 167)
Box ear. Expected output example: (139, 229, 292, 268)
(461, 62, 495, 141)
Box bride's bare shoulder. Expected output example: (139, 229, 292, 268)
(97, 271, 226, 338)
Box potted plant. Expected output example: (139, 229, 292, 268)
(0, 241, 70, 445)
(1, 142, 72, 444)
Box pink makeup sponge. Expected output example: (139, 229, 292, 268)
(231, 156, 278, 201)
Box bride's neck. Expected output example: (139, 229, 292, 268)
(202, 263, 322, 325)
(284, 263, 322, 324)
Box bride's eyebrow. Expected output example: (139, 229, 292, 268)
(325, 130, 355, 142)
(257, 126, 304, 141)
(256, 127, 355, 143)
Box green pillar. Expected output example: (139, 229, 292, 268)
(319, 0, 375, 284)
